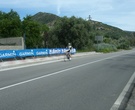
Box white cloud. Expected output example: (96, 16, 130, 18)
(0, 0, 135, 31)
(57, 0, 62, 15)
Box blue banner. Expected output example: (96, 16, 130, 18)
(0, 48, 76, 60)
(48, 48, 76, 55)
(48, 48, 63, 55)
(33, 49, 48, 56)
(0, 50, 16, 59)
(16, 49, 34, 57)
(71, 48, 76, 54)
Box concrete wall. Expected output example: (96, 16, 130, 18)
(0, 37, 24, 50)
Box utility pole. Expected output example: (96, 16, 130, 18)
(23, 33, 26, 49)
(89, 15, 91, 21)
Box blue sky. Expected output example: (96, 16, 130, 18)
(0, 0, 135, 31)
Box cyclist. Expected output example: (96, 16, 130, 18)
(66, 43, 73, 60)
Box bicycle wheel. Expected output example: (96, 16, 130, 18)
(64, 54, 67, 62)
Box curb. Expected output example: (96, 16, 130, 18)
(0, 52, 101, 68)
(110, 72, 135, 110)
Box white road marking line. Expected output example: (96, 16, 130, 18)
(0, 54, 126, 91)
(110, 71, 135, 110)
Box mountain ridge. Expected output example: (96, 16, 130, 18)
(31, 12, 60, 26)
(31, 12, 134, 34)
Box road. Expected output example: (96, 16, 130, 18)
(0, 50, 135, 110)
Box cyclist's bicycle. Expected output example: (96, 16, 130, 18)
(64, 51, 71, 61)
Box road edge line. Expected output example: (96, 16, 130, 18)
(110, 71, 135, 110)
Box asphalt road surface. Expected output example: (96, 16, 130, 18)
(0, 50, 135, 110)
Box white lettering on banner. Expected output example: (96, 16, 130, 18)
(71, 49, 76, 53)
(49, 49, 61, 54)
(36, 51, 48, 55)
(19, 50, 34, 56)
(64, 49, 68, 52)
(61, 49, 76, 53)
(56, 49, 61, 54)
(61, 49, 64, 54)
(0, 51, 16, 58)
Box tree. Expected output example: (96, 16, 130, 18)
(0, 9, 22, 37)
(48, 16, 93, 50)
(117, 37, 130, 49)
(22, 15, 43, 48)
(40, 24, 49, 48)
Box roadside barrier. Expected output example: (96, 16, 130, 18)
(0, 48, 76, 61)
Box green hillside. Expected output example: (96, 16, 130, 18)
(31, 12, 132, 35)
(31, 12, 60, 26)
(30, 12, 135, 51)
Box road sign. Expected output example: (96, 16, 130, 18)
(95, 36, 103, 42)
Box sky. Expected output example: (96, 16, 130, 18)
(0, 0, 135, 31)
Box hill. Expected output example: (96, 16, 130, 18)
(31, 12, 60, 26)
(31, 12, 133, 37)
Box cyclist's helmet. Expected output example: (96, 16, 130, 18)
(68, 43, 71, 46)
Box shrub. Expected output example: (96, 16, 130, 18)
(94, 43, 117, 53)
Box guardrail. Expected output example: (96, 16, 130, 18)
(0, 48, 76, 61)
